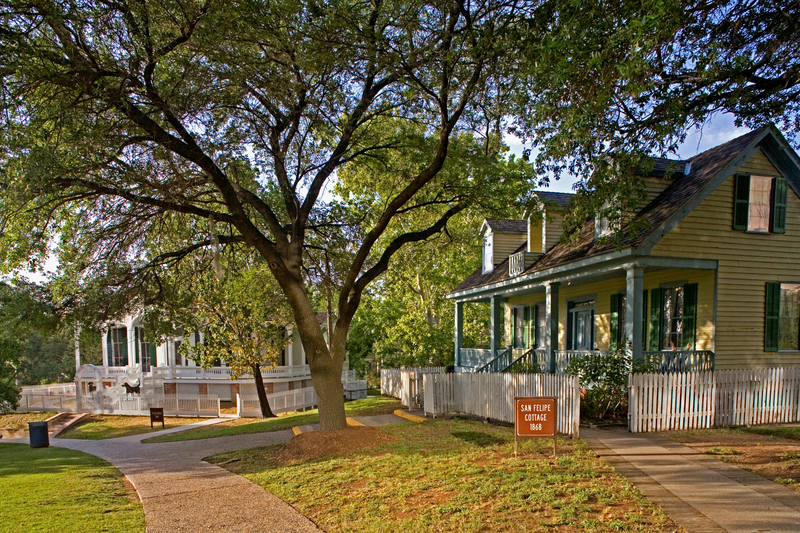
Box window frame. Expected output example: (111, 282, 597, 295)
(766, 281, 800, 352)
(566, 296, 596, 351)
(733, 173, 788, 234)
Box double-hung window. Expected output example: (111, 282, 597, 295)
(648, 284, 698, 351)
(135, 326, 154, 372)
(765, 282, 800, 351)
(106, 326, 128, 367)
(512, 305, 544, 350)
(566, 299, 595, 351)
(733, 174, 788, 234)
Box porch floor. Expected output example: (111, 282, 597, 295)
(583, 427, 800, 533)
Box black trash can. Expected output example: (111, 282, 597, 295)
(28, 421, 49, 448)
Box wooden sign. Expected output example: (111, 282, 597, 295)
(149, 407, 165, 429)
(514, 396, 557, 457)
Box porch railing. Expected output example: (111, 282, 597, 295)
(644, 350, 715, 373)
(503, 349, 548, 373)
(475, 348, 513, 373)
(554, 350, 606, 373)
(458, 348, 494, 369)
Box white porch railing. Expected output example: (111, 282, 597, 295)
(20, 383, 76, 396)
(237, 387, 317, 417)
(145, 364, 312, 380)
(16, 393, 78, 412)
(459, 348, 494, 369)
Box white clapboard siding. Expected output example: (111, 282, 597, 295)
(422, 372, 580, 436)
(629, 368, 800, 432)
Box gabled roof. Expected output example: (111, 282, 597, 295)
(482, 219, 527, 234)
(450, 126, 800, 297)
(535, 191, 574, 208)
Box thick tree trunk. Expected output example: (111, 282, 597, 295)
(253, 362, 276, 419)
(306, 336, 347, 431)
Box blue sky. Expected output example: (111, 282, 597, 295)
(506, 113, 798, 194)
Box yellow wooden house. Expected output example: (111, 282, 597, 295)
(448, 126, 800, 373)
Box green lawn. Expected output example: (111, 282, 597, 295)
(739, 425, 800, 441)
(144, 395, 402, 443)
(207, 418, 677, 532)
(0, 443, 144, 533)
(0, 412, 52, 428)
(59, 414, 208, 440)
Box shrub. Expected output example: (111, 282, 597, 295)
(566, 351, 653, 421)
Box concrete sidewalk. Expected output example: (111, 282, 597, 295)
(583, 428, 800, 533)
(5, 414, 408, 532)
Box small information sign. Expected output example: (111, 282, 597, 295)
(514, 396, 557, 457)
(149, 407, 165, 429)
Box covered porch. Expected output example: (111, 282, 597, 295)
(452, 255, 718, 374)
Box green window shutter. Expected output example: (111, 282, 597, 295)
(149, 343, 157, 367)
(522, 306, 530, 349)
(609, 294, 619, 351)
(134, 327, 140, 364)
(532, 305, 539, 347)
(649, 288, 661, 351)
(642, 290, 648, 352)
(106, 329, 113, 366)
(121, 327, 129, 366)
(771, 177, 788, 234)
(733, 173, 750, 231)
(765, 282, 781, 352)
(682, 283, 698, 350)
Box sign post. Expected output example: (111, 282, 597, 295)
(514, 396, 557, 458)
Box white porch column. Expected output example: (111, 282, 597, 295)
(490, 295, 507, 357)
(74, 324, 81, 372)
(625, 266, 644, 361)
(454, 301, 464, 367)
(125, 317, 136, 367)
(545, 282, 560, 373)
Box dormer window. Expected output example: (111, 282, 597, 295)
(733, 173, 787, 234)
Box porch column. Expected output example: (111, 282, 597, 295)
(454, 301, 464, 367)
(490, 295, 507, 357)
(625, 266, 644, 361)
(545, 282, 560, 373)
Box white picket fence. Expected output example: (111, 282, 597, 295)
(629, 368, 800, 433)
(237, 387, 317, 417)
(20, 383, 76, 396)
(422, 372, 581, 437)
(381, 369, 403, 399)
(628, 371, 716, 432)
(17, 392, 220, 417)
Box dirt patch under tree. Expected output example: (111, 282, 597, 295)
(275, 426, 396, 465)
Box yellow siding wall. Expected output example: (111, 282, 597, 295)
(492, 232, 527, 265)
(651, 149, 800, 368)
(504, 268, 714, 351)
(543, 209, 566, 252)
(640, 176, 673, 209)
(528, 217, 543, 254)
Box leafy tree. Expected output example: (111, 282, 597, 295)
(180, 264, 293, 419)
(0, 336, 20, 412)
(516, 0, 800, 240)
(0, 281, 100, 386)
(0, 0, 536, 430)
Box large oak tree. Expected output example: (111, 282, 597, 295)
(0, 0, 535, 430)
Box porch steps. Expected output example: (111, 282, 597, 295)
(47, 412, 90, 438)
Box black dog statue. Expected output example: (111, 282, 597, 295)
(123, 381, 141, 395)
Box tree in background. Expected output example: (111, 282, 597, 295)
(0, 281, 100, 387)
(179, 262, 293, 419)
(0, 0, 537, 431)
(338, 130, 535, 370)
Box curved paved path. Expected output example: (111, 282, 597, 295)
(583, 427, 800, 533)
(9, 419, 315, 532)
(6, 414, 409, 532)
